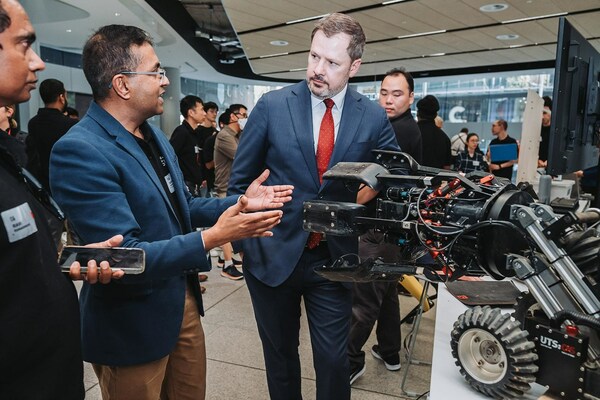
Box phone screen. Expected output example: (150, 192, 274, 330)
(58, 246, 145, 274)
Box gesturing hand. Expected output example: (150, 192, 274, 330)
(201, 196, 283, 250)
(244, 169, 293, 211)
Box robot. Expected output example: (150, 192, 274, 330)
(303, 151, 600, 399)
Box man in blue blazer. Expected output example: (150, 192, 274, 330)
(50, 25, 292, 400)
(229, 13, 399, 400)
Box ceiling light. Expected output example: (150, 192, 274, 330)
(480, 3, 509, 12)
(114, 12, 121, 17)
(502, 12, 567, 24)
(270, 40, 289, 46)
(397, 29, 446, 39)
(381, 0, 408, 5)
(66, 29, 72, 33)
(286, 14, 328, 25)
(259, 52, 289, 59)
(496, 34, 519, 40)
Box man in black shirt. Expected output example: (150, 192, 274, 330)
(0, 2, 122, 399)
(25, 78, 77, 191)
(197, 101, 219, 196)
(349, 67, 419, 383)
(170, 95, 206, 196)
(538, 96, 552, 168)
(417, 95, 452, 169)
(379, 67, 422, 163)
(487, 119, 518, 181)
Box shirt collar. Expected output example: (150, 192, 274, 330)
(310, 84, 348, 111)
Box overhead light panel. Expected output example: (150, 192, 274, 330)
(502, 12, 567, 24)
(496, 34, 519, 40)
(381, 0, 408, 5)
(286, 14, 329, 25)
(480, 3, 509, 12)
(259, 52, 289, 59)
(397, 29, 446, 39)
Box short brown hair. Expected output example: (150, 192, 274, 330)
(311, 13, 365, 61)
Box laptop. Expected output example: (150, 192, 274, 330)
(489, 143, 518, 162)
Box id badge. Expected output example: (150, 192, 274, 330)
(2, 202, 38, 243)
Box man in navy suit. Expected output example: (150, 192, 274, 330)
(229, 13, 398, 400)
(50, 25, 292, 400)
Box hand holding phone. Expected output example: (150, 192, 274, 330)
(58, 246, 145, 275)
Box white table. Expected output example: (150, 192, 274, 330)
(429, 283, 553, 399)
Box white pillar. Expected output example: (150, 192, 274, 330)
(516, 89, 544, 184)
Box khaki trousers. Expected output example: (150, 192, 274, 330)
(93, 287, 206, 400)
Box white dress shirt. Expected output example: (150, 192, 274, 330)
(310, 85, 348, 154)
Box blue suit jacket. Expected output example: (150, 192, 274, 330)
(50, 101, 237, 366)
(229, 82, 398, 286)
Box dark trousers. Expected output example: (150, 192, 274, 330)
(348, 231, 401, 368)
(245, 244, 352, 400)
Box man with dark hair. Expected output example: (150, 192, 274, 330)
(487, 119, 518, 181)
(197, 101, 219, 196)
(50, 24, 292, 400)
(214, 107, 245, 279)
(417, 94, 452, 169)
(229, 103, 248, 131)
(347, 66, 420, 384)
(0, 1, 123, 399)
(170, 94, 205, 196)
(538, 96, 553, 168)
(229, 13, 398, 400)
(25, 78, 78, 247)
(378, 67, 421, 163)
(25, 78, 77, 191)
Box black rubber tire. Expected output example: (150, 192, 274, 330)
(451, 305, 539, 399)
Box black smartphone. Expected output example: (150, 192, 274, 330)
(58, 246, 145, 274)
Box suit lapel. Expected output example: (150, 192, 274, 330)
(288, 82, 320, 189)
(88, 103, 181, 225)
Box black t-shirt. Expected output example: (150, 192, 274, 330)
(489, 135, 518, 180)
(538, 124, 551, 162)
(26, 108, 77, 190)
(196, 125, 216, 148)
(418, 119, 452, 169)
(135, 125, 186, 233)
(390, 109, 422, 164)
(169, 121, 203, 185)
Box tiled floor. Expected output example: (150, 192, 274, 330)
(81, 257, 436, 399)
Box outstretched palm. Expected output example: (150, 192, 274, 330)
(244, 169, 294, 211)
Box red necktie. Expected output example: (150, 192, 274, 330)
(307, 98, 335, 249)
